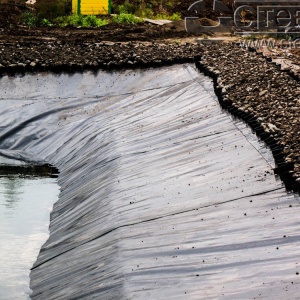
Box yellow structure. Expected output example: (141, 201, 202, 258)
(72, 0, 111, 15)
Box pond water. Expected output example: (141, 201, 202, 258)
(0, 175, 59, 300)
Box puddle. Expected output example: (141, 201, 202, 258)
(0, 175, 59, 300)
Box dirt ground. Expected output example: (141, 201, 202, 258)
(0, 0, 234, 44)
(0, 0, 198, 44)
(0, 20, 195, 44)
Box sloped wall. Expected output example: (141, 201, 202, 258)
(0, 65, 299, 299)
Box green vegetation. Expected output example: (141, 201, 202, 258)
(63, 14, 82, 26)
(20, 0, 182, 28)
(82, 15, 108, 27)
(21, 12, 108, 28)
(40, 18, 53, 26)
(21, 12, 38, 27)
(154, 12, 181, 21)
(53, 14, 109, 27)
(168, 12, 181, 21)
(112, 13, 143, 24)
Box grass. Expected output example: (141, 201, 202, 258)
(53, 14, 109, 27)
(153, 12, 181, 21)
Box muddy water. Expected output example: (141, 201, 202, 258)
(0, 176, 59, 300)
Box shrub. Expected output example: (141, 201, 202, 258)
(112, 13, 143, 24)
(53, 16, 68, 27)
(169, 12, 181, 21)
(67, 14, 83, 26)
(21, 12, 37, 27)
(53, 14, 108, 27)
(82, 15, 97, 27)
(94, 18, 109, 27)
(40, 18, 53, 26)
(82, 15, 108, 27)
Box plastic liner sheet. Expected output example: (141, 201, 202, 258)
(0, 65, 300, 299)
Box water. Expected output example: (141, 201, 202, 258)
(0, 175, 59, 300)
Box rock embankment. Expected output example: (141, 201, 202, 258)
(0, 41, 202, 74)
(198, 43, 300, 191)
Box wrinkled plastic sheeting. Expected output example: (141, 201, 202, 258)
(0, 149, 48, 166)
(0, 65, 300, 299)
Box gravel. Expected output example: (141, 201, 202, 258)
(0, 41, 202, 74)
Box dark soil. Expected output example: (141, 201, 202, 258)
(0, 20, 193, 44)
(0, 0, 197, 44)
(0, 0, 233, 43)
(0, 9, 203, 74)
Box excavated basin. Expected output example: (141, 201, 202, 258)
(0, 65, 299, 299)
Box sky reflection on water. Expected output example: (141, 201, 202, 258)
(0, 176, 59, 300)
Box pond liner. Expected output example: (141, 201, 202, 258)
(0, 150, 59, 177)
(0, 65, 300, 299)
(195, 59, 300, 193)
